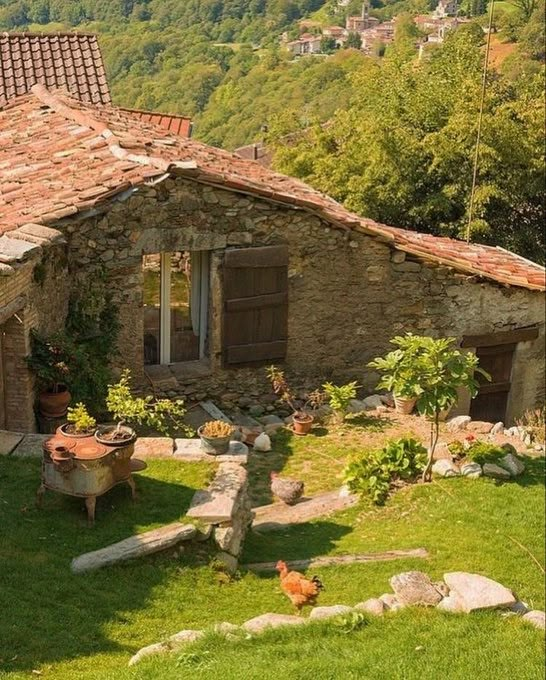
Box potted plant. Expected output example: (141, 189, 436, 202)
(26, 331, 75, 418)
(96, 369, 189, 445)
(198, 420, 236, 455)
(60, 402, 97, 438)
(368, 334, 426, 414)
(266, 366, 324, 435)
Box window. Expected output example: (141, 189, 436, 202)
(142, 251, 209, 366)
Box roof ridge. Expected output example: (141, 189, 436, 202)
(30, 84, 196, 176)
(1, 31, 99, 38)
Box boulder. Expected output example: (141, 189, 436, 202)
(128, 642, 168, 666)
(432, 442, 453, 461)
(432, 459, 460, 478)
(443, 572, 516, 612)
(347, 399, 368, 414)
(436, 593, 466, 613)
(522, 610, 545, 630)
(447, 416, 471, 433)
(242, 613, 306, 634)
(460, 462, 482, 478)
(354, 598, 386, 616)
(309, 605, 353, 620)
(379, 593, 404, 611)
(491, 422, 504, 435)
(253, 432, 272, 452)
(128, 630, 204, 666)
(498, 453, 525, 477)
(467, 421, 494, 435)
(483, 463, 511, 480)
(363, 395, 384, 410)
(390, 571, 443, 606)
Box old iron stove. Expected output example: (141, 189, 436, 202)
(37, 427, 146, 525)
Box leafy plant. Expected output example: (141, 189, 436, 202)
(66, 403, 96, 434)
(370, 335, 490, 481)
(343, 437, 427, 505)
(266, 365, 324, 417)
(26, 330, 78, 393)
(334, 611, 370, 633)
(464, 441, 508, 465)
(200, 420, 235, 438)
(322, 381, 358, 423)
(105, 369, 191, 436)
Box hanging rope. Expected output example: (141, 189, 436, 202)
(466, 0, 496, 243)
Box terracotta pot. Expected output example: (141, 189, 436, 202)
(293, 413, 314, 435)
(393, 396, 417, 415)
(58, 423, 95, 439)
(39, 386, 71, 418)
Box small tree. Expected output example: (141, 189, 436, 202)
(370, 335, 490, 481)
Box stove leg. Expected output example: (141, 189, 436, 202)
(36, 483, 46, 508)
(85, 496, 96, 527)
(127, 475, 137, 501)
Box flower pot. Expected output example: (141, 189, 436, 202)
(394, 396, 417, 415)
(94, 425, 136, 446)
(58, 423, 95, 439)
(39, 386, 71, 418)
(292, 413, 314, 436)
(197, 426, 232, 455)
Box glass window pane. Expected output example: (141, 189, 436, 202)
(171, 251, 200, 362)
(142, 254, 160, 365)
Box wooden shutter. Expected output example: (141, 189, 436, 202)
(222, 245, 288, 366)
(470, 343, 515, 423)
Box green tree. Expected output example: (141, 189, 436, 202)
(345, 31, 362, 49)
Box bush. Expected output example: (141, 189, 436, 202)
(464, 440, 506, 465)
(323, 381, 358, 422)
(343, 437, 427, 504)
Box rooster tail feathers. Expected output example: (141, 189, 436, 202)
(311, 575, 324, 591)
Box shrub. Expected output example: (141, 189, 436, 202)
(464, 441, 507, 465)
(200, 420, 235, 438)
(26, 330, 79, 393)
(343, 437, 427, 504)
(66, 403, 96, 434)
(516, 406, 545, 444)
(322, 381, 358, 422)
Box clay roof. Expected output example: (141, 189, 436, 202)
(0, 85, 544, 292)
(0, 33, 111, 107)
(118, 108, 192, 138)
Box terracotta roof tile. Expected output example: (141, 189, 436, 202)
(119, 108, 192, 138)
(0, 33, 111, 107)
(0, 85, 544, 292)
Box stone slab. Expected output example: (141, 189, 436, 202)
(0, 430, 24, 455)
(174, 438, 248, 464)
(71, 522, 196, 573)
(187, 463, 247, 523)
(242, 613, 306, 634)
(483, 463, 511, 480)
(443, 572, 516, 612)
(11, 434, 49, 458)
(0, 234, 41, 262)
(134, 437, 174, 459)
(389, 571, 443, 606)
(309, 605, 353, 620)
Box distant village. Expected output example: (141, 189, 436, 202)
(281, 0, 472, 58)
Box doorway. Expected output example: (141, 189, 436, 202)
(470, 343, 515, 423)
(142, 251, 209, 366)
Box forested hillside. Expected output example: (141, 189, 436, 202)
(0, 0, 544, 261)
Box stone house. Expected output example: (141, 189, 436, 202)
(1, 83, 544, 433)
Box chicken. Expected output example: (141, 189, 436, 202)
(270, 472, 304, 505)
(276, 560, 324, 614)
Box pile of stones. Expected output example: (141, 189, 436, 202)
(128, 570, 545, 666)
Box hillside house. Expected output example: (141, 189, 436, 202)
(0, 35, 544, 434)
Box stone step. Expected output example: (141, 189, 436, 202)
(187, 463, 247, 523)
(174, 438, 248, 464)
(0, 430, 24, 455)
(71, 522, 197, 573)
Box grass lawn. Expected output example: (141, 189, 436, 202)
(0, 423, 544, 679)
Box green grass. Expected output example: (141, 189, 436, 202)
(0, 446, 544, 679)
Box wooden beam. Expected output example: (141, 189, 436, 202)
(226, 291, 288, 313)
(242, 548, 429, 573)
(461, 326, 539, 348)
(224, 245, 288, 268)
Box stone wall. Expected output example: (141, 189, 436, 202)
(38, 176, 546, 426)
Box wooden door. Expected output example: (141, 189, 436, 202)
(470, 343, 515, 423)
(222, 245, 288, 366)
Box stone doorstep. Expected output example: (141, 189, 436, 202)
(187, 462, 248, 523)
(10, 434, 49, 458)
(71, 522, 197, 573)
(133, 437, 174, 459)
(0, 430, 24, 455)
(174, 438, 248, 464)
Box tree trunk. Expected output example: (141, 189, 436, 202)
(422, 410, 440, 482)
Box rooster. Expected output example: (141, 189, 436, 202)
(270, 472, 304, 505)
(276, 560, 324, 614)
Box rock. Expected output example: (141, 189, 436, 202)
(214, 522, 247, 557)
(443, 572, 516, 612)
(447, 416, 471, 433)
(483, 463, 511, 480)
(390, 571, 443, 606)
(339, 484, 351, 498)
(499, 453, 525, 477)
(187, 463, 247, 523)
(264, 422, 285, 436)
(522, 610, 546, 630)
(309, 605, 353, 620)
(214, 622, 242, 639)
(242, 613, 306, 634)
(468, 421, 494, 435)
(505, 426, 519, 437)
(501, 442, 518, 455)
(436, 593, 465, 613)
(491, 422, 504, 435)
(434, 581, 450, 598)
(71, 523, 197, 573)
(380, 393, 394, 407)
(253, 432, 271, 452)
(432, 442, 452, 461)
(432, 459, 460, 478)
(355, 598, 386, 616)
(216, 551, 238, 574)
(249, 405, 265, 418)
(379, 593, 404, 611)
(168, 630, 205, 646)
(508, 601, 530, 615)
(261, 415, 283, 426)
(128, 642, 168, 665)
(134, 437, 173, 459)
(460, 462, 482, 478)
(347, 399, 368, 414)
(363, 395, 384, 410)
